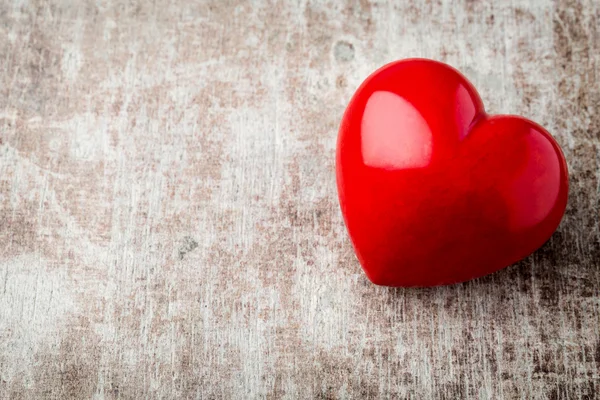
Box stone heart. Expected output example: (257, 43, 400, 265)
(336, 59, 569, 287)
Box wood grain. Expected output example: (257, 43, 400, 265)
(0, 0, 599, 398)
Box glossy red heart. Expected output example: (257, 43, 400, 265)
(336, 59, 569, 287)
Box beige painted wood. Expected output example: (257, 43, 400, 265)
(0, 0, 599, 398)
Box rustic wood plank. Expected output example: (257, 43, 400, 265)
(0, 0, 598, 398)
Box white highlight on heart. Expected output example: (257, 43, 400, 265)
(361, 91, 433, 170)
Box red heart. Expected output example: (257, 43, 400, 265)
(336, 59, 569, 287)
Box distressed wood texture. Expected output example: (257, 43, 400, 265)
(1, 0, 599, 399)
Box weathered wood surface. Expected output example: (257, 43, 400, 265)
(0, 0, 599, 398)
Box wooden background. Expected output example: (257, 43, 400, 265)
(1, 0, 599, 398)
